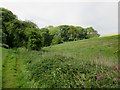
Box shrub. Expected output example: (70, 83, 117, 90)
(51, 35, 63, 45)
(27, 30, 42, 50)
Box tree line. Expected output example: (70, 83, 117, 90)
(0, 8, 100, 50)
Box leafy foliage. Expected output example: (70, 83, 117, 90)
(85, 27, 100, 38)
(1, 8, 100, 50)
(27, 29, 42, 50)
(39, 28, 51, 46)
(51, 35, 63, 45)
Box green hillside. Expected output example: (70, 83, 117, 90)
(2, 35, 120, 88)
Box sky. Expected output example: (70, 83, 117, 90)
(0, 0, 119, 36)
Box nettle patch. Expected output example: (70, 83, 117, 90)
(25, 54, 119, 88)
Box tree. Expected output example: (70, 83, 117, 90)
(39, 28, 51, 47)
(1, 7, 100, 50)
(5, 19, 27, 47)
(1, 8, 16, 22)
(23, 20, 38, 29)
(1, 8, 41, 49)
(25, 28, 42, 50)
(85, 27, 100, 38)
(1, 8, 17, 46)
(75, 26, 87, 40)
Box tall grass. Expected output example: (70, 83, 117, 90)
(2, 35, 119, 88)
(0, 47, 2, 89)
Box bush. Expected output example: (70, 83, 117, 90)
(51, 35, 63, 45)
(39, 28, 51, 47)
(27, 30, 42, 50)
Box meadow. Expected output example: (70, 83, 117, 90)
(2, 35, 120, 88)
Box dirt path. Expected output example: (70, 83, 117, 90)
(2, 49, 19, 88)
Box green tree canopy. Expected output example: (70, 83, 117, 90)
(1, 7, 100, 50)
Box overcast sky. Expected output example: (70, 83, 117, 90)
(0, 0, 118, 36)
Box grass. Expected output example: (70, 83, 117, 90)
(100, 34, 120, 38)
(2, 48, 18, 88)
(0, 47, 2, 89)
(2, 35, 120, 88)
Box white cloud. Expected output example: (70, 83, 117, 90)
(0, 0, 118, 36)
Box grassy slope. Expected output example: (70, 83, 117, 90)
(2, 35, 120, 88)
(44, 36, 118, 67)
